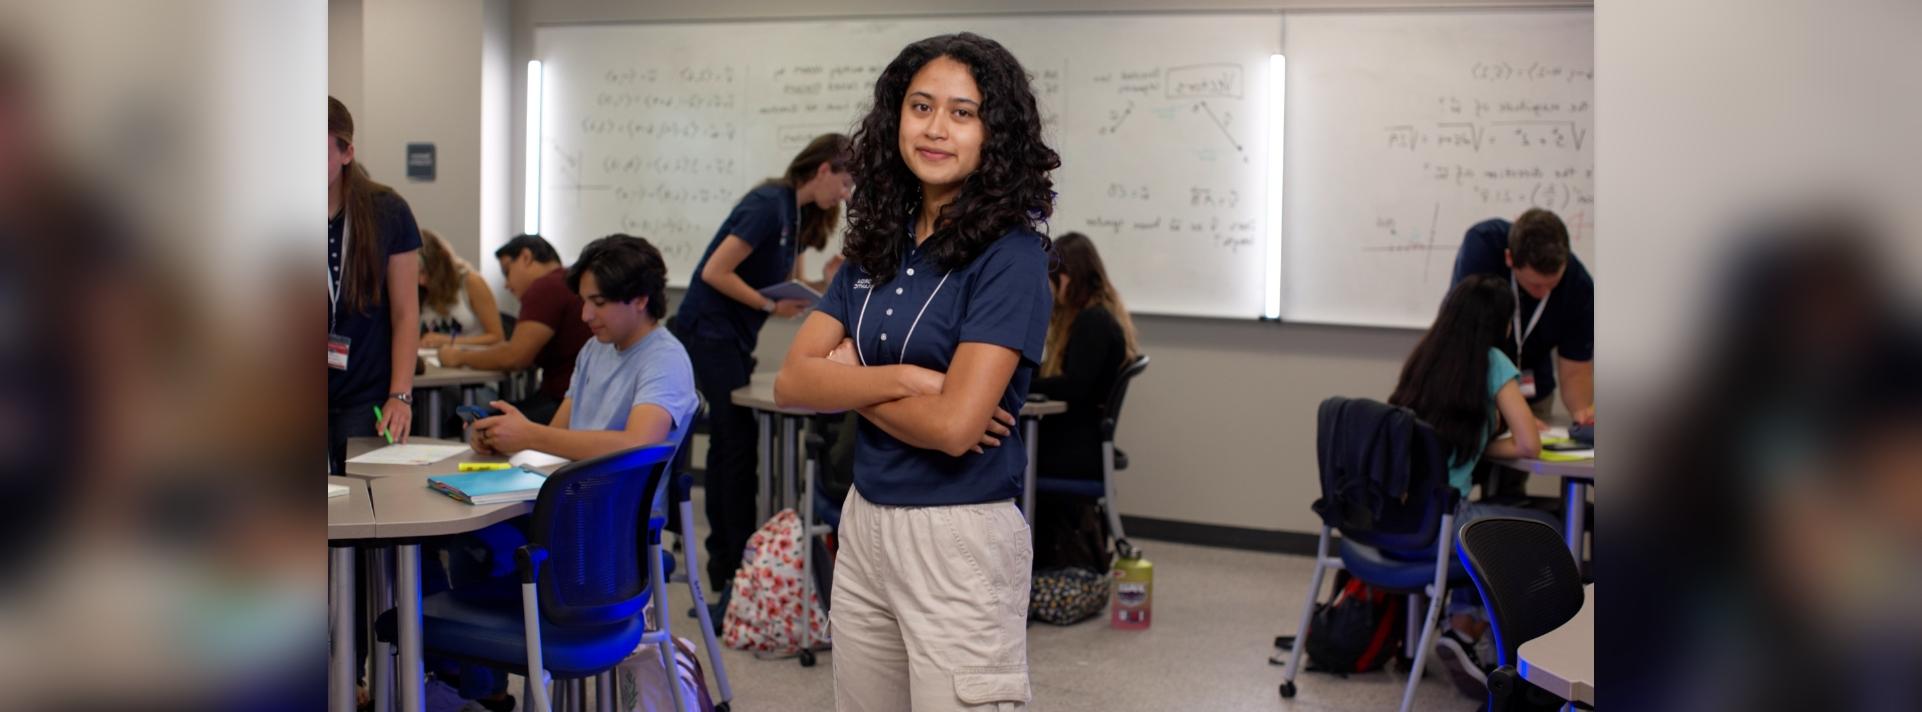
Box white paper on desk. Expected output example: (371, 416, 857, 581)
(1539, 426, 1571, 441)
(757, 280, 822, 305)
(418, 348, 442, 368)
(346, 443, 471, 466)
(328, 483, 350, 498)
(509, 449, 569, 471)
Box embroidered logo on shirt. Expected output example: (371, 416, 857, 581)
(853, 278, 872, 291)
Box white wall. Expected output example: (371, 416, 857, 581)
(327, 0, 362, 113)
(331, 0, 504, 269)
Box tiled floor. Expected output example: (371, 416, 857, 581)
(641, 489, 1484, 712)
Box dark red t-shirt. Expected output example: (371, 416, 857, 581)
(518, 268, 592, 400)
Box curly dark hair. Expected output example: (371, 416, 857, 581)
(843, 33, 1060, 283)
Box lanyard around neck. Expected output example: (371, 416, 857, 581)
(329, 210, 351, 333)
(1511, 269, 1549, 356)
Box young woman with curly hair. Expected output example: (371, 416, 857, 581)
(774, 32, 1058, 711)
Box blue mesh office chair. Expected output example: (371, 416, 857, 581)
(389, 443, 688, 712)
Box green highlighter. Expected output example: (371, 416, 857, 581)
(373, 405, 393, 444)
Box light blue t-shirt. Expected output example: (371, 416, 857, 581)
(565, 326, 699, 449)
(1446, 347, 1522, 495)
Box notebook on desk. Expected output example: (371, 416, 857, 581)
(427, 467, 548, 505)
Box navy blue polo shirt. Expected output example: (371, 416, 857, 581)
(674, 184, 797, 353)
(328, 191, 422, 408)
(1449, 218, 1594, 402)
(817, 229, 1054, 507)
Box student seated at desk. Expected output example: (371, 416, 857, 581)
(1030, 231, 1137, 479)
(1387, 273, 1564, 700)
(467, 233, 698, 460)
(430, 234, 697, 708)
(437, 233, 592, 426)
(417, 228, 505, 347)
(1028, 232, 1137, 569)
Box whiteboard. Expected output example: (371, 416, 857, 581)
(1281, 9, 1595, 328)
(535, 14, 1280, 319)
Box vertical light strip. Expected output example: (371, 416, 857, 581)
(1264, 53, 1286, 320)
(523, 59, 544, 236)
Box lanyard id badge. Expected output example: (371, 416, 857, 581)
(328, 334, 351, 370)
(328, 210, 352, 370)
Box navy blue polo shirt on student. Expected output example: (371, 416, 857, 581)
(328, 191, 423, 408)
(1449, 218, 1594, 403)
(674, 184, 798, 354)
(816, 229, 1054, 507)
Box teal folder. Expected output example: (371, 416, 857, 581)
(427, 467, 547, 505)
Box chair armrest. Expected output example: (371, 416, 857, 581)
(1100, 416, 1117, 440)
(515, 544, 549, 585)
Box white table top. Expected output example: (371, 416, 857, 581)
(731, 371, 1068, 417)
(343, 436, 509, 478)
(414, 365, 507, 389)
(1519, 583, 1595, 705)
(366, 473, 533, 539)
(1485, 455, 1597, 480)
(327, 476, 377, 540)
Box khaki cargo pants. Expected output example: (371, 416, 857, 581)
(832, 487, 1033, 711)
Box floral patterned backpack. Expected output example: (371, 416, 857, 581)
(720, 509, 830, 654)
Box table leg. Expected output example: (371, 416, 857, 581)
(330, 545, 356, 712)
(369, 547, 395, 712)
(1562, 478, 1587, 558)
(398, 543, 424, 712)
(756, 411, 773, 524)
(781, 415, 799, 513)
(424, 389, 444, 439)
(1022, 417, 1038, 527)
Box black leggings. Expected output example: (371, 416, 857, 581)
(680, 331, 760, 587)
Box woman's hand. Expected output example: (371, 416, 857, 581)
(827, 338, 858, 366)
(972, 407, 1015, 454)
(420, 332, 453, 348)
(772, 299, 811, 319)
(436, 345, 463, 368)
(379, 396, 412, 444)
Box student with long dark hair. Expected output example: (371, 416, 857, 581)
(327, 96, 420, 473)
(1032, 232, 1138, 479)
(1388, 273, 1560, 698)
(417, 228, 505, 347)
(674, 133, 852, 594)
(775, 33, 1057, 711)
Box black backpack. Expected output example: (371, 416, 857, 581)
(1304, 574, 1404, 675)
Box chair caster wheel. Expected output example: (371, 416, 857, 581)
(714, 703, 731, 712)
(799, 649, 817, 667)
(1279, 681, 1297, 698)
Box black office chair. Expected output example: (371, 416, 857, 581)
(1455, 517, 1589, 711)
(1034, 353, 1149, 541)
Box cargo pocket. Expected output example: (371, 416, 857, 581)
(953, 665, 1030, 709)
